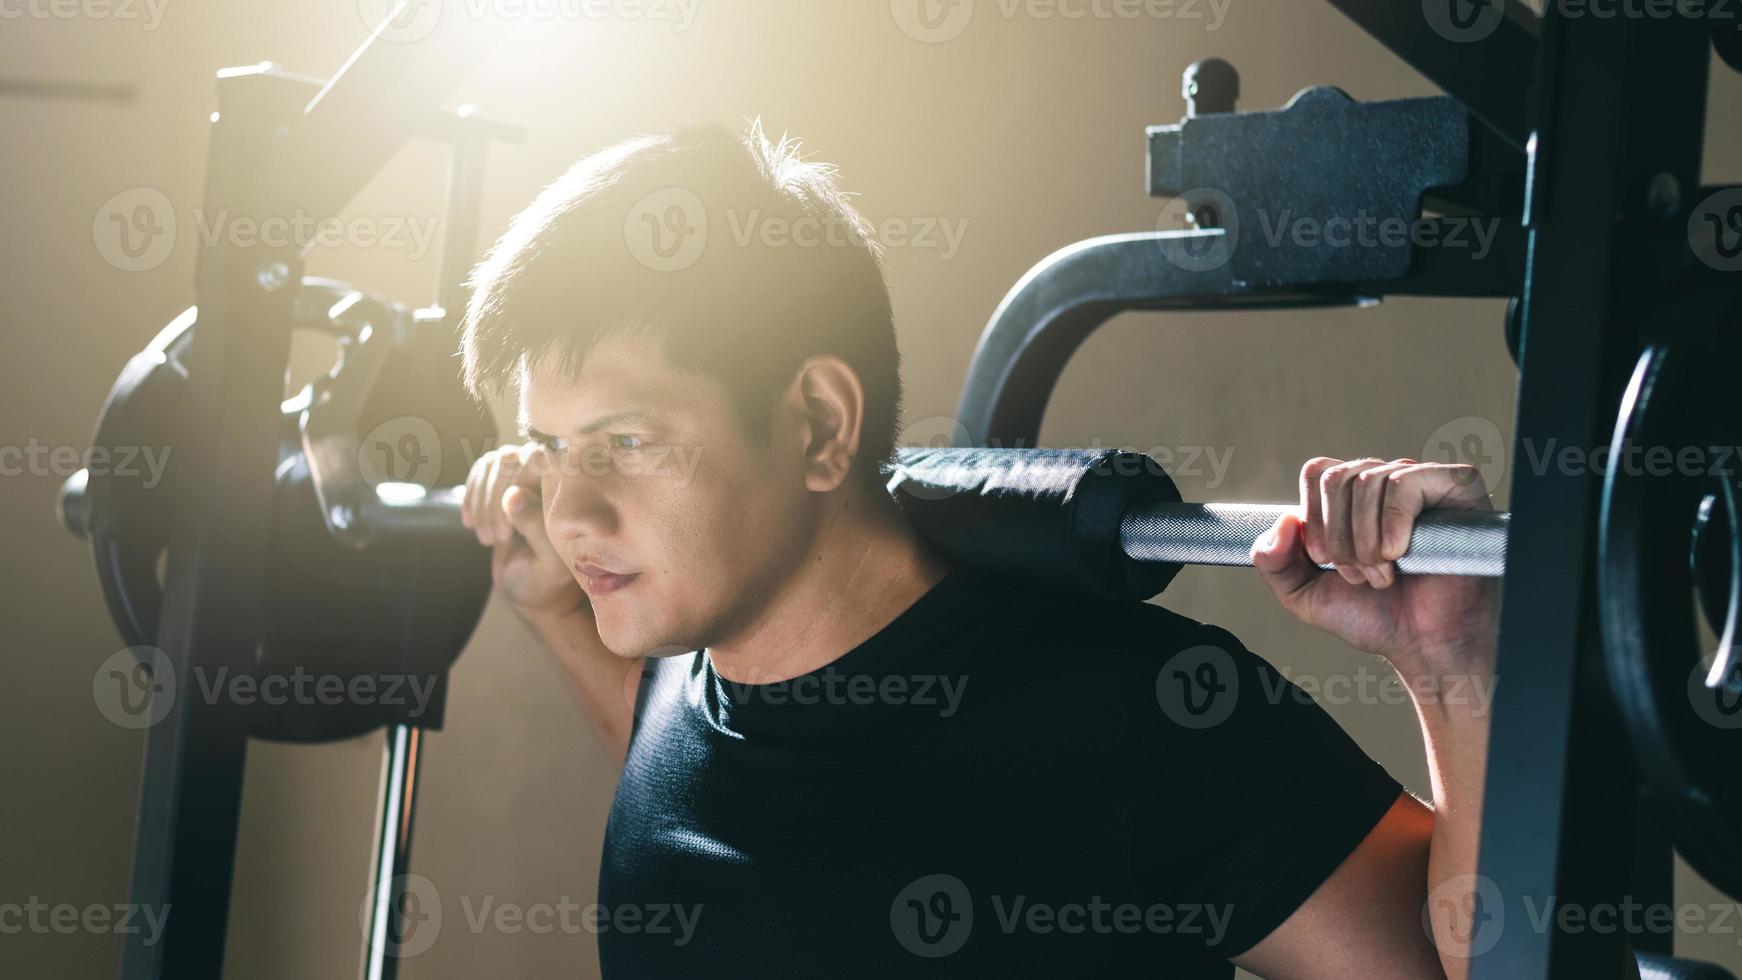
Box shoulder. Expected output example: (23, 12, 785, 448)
(958, 566, 1223, 662)
(950, 568, 1244, 705)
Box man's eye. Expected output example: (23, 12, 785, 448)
(609, 434, 644, 451)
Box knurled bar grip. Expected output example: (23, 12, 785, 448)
(1121, 503, 1509, 577)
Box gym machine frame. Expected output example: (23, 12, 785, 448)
(955, 5, 1741, 980)
(101, 11, 510, 979)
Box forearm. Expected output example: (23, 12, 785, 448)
(516, 606, 641, 766)
(1398, 638, 1496, 980)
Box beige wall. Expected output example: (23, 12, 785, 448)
(3, 1, 1739, 976)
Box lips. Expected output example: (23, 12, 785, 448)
(576, 562, 639, 596)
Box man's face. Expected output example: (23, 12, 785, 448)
(520, 334, 816, 658)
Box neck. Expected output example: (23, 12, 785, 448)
(704, 480, 951, 685)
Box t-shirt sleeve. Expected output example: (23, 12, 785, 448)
(1138, 618, 1405, 960)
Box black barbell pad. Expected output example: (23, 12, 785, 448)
(884, 446, 1184, 602)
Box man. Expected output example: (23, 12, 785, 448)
(458, 119, 1500, 978)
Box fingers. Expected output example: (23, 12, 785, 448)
(1351, 460, 1416, 589)
(463, 448, 490, 540)
(463, 443, 547, 547)
(503, 483, 558, 564)
(1303, 457, 1389, 586)
(1296, 456, 1492, 590)
(1376, 462, 1493, 574)
(482, 449, 518, 545)
(1251, 512, 1317, 598)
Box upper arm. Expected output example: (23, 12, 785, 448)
(1232, 792, 1445, 980)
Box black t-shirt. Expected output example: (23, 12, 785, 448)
(598, 565, 1402, 978)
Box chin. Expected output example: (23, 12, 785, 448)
(593, 616, 654, 659)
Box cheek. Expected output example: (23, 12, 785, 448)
(645, 458, 783, 572)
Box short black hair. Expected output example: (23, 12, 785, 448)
(461, 118, 902, 487)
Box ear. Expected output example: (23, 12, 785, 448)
(781, 354, 865, 493)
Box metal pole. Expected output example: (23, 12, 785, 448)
(362, 724, 424, 980)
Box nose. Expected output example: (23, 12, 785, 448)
(542, 462, 620, 544)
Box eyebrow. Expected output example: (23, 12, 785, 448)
(522, 409, 664, 443)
